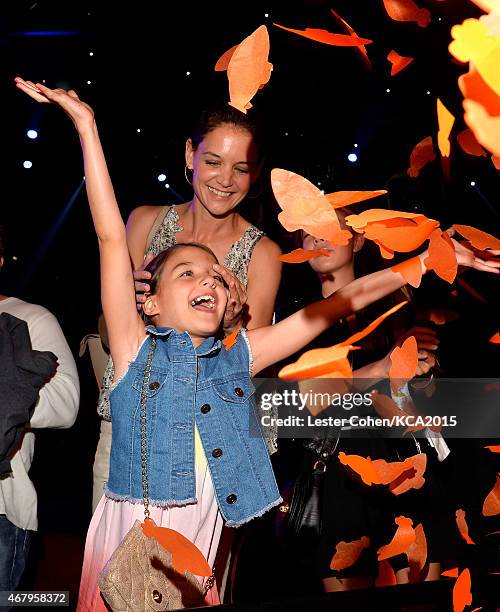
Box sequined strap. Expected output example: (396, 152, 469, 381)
(224, 225, 264, 287)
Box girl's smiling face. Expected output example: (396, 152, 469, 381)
(185, 123, 260, 217)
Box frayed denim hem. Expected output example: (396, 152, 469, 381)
(104, 488, 198, 507)
(224, 496, 283, 528)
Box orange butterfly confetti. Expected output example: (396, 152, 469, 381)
(482, 475, 500, 516)
(485, 444, 500, 452)
(372, 391, 415, 420)
(407, 523, 427, 571)
(338, 452, 382, 486)
(363, 218, 439, 254)
(223, 328, 240, 350)
(407, 136, 436, 177)
(329, 9, 372, 68)
(492, 154, 500, 169)
(375, 453, 427, 495)
(458, 67, 500, 117)
(382, 0, 431, 27)
(463, 98, 500, 157)
(442, 567, 460, 578)
(330, 536, 371, 571)
(437, 98, 455, 158)
(378, 516, 416, 560)
(142, 518, 212, 576)
(453, 568, 473, 612)
(279, 248, 329, 264)
(271, 168, 352, 245)
(345, 209, 424, 230)
(424, 229, 458, 284)
(224, 25, 272, 113)
(325, 190, 387, 209)
(452, 224, 500, 250)
(457, 128, 488, 156)
(391, 257, 423, 288)
(273, 23, 372, 47)
(489, 332, 500, 344)
(278, 345, 355, 380)
(338, 301, 408, 347)
(388, 50, 415, 75)
(389, 335, 418, 385)
(214, 44, 239, 71)
(455, 509, 475, 545)
(376, 560, 397, 586)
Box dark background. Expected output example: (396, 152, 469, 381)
(0, 0, 498, 602)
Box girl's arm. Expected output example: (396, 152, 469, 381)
(15, 79, 145, 377)
(248, 246, 499, 375)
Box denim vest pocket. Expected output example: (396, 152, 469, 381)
(212, 377, 255, 404)
(132, 366, 169, 398)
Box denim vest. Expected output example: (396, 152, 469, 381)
(105, 326, 281, 526)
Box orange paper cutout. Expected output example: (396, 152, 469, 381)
(214, 44, 239, 71)
(482, 475, 500, 516)
(142, 518, 212, 576)
(279, 248, 329, 263)
(271, 168, 352, 245)
(339, 301, 408, 347)
(453, 568, 473, 612)
(391, 257, 423, 288)
(325, 190, 387, 209)
(345, 209, 424, 230)
(378, 516, 416, 560)
(223, 328, 240, 350)
(225, 26, 272, 113)
(363, 218, 439, 253)
(456, 509, 475, 545)
(453, 224, 500, 250)
(338, 451, 382, 486)
(442, 567, 460, 578)
(273, 23, 372, 47)
(424, 229, 458, 284)
(388, 50, 415, 75)
(459, 68, 500, 117)
(457, 128, 488, 156)
(278, 345, 354, 380)
(489, 332, 500, 344)
(492, 154, 500, 169)
(406, 523, 427, 570)
(330, 536, 371, 571)
(376, 560, 397, 586)
(329, 9, 372, 68)
(382, 0, 431, 27)
(389, 335, 418, 383)
(375, 453, 427, 495)
(408, 136, 436, 177)
(437, 98, 455, 158)
(463, 98, 500, 157)
(485, 444, 500, 452)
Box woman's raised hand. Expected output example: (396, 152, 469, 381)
(15, 77, 94, 134)
(212, 263, 248, 333)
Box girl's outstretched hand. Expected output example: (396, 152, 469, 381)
(445, 228, 500, 274)
(15, 77, 94, 134)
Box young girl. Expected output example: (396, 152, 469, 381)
(14, 77, 499, 610)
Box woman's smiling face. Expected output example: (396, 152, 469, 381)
(186, 123, 260, 217)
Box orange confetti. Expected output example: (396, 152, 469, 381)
(391, 256, 423, 288)
(453, 568, 472, 612)
(142, 518, 212, 576)
(279, 248, 329, 263)
(214, 43, 239, 71)
(325, 190, 387, 209)
(489, 332, 500, 344)
(456, 509, 475, 545)
(459, 68, 500, 117)
(364, 218, 439, 254)
(345, 208, 424, 230)
(492, 154, 500, 169)
(339, 301, 408, 347)
(463, 97, 500, 157)
(437, 98, 455, 158)
(376, 560, 397, 586)
(375, 453, 427, 495)
(278, 345, 354, 380)
(407, 523, 427, 570)
(482, 475, 500, 516)
(388, 50, 415, 75)
(424, 229, 458, 284)
(273, 23, 372, 47)
(442, 567, 460, 578)
(389, 335, 418, 383)
(378, 516, 416, 560)
(382, 0, 431, 27)
(329, 9, 372, 68)
(457, 128, 488, 156)
(225, 26, 272, 113)
(485, 444, 500, 452)
(271, 168, 352, 245)
(407, 136, 436, 177)
(453, 224, 500, 251)
(330, 536, 371, 571)
(338, 452, 382, 486)
(223, 328, 240, 350)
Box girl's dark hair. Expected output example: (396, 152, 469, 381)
(0, 225, 5, 259)
(190, 103, 267, 161)
(145, 242, 219, 295)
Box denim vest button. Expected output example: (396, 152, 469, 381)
(200, 404, 211, 414)
(226, 494, 237, 504)
(212, 448, 223, 458)
(149, 381, 160, 390)
(234, 387, 244, 397)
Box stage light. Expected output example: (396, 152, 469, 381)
(23, 160, 33, 169)
(27, 129, 38, 139)
(320, 190, 325, 195)
(186, 71, 191, 76)
(470, 180, 476, 186)
(86, 80, 92, 85)
(157, 173, 167, 182)
(12, 256, 18, 261)
(426, 90, 431, 95)
(136, 128, 141, 133)
(348, 153, 358, 163)
(165, 183, 170, 189)
(264, 13, 269, 18)
(317, 182, 321, 186)
(354, 143, 358, 148)
(89, 51, 94, 56)
(386, 88, 391, 93)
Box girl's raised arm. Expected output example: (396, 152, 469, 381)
(248, 241, 499, 375)
(15, 78, 145, 378)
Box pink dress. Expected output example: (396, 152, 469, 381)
(77, 428, 224, 610)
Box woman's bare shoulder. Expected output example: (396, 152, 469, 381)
(126, 204, 166, 229)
